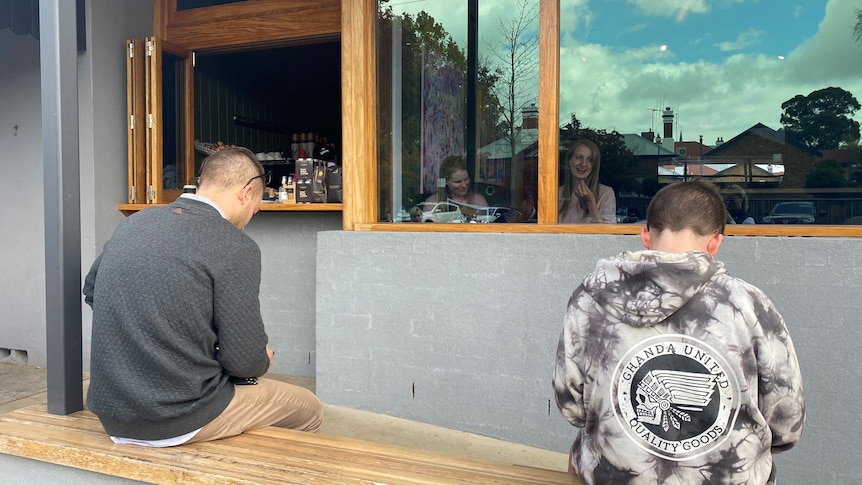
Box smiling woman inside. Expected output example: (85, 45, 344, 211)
(558, 139, 617, 224)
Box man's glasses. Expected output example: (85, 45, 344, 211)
(244, 171, 272, 188)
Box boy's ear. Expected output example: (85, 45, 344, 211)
(640, 226, 652, 250)
(706, 233, 724, 256)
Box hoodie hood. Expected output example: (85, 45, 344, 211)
(582, 250, 725, 328)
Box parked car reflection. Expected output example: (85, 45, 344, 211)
(616, 207, 643, 224)
(762, 201, 823, 224)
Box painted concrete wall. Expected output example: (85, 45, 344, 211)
(316, 231, 862, 485)
(0, 29, 47, 365)
(0, 0, 152, 367)
(248, 212, 343, 377)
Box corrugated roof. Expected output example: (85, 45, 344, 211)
(622, 133, 677, 156)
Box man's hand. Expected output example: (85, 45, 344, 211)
(266, 347, 275, 366)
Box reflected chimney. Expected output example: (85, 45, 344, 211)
(521, 104, 538, 129)
(662, 107, 674, 140)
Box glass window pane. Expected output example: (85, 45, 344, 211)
(377, 0, 539, 223)
(559, 1, 862, 225)
(161, 50, 188, 191)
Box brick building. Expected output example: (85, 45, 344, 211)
(703, 123, 820, 188)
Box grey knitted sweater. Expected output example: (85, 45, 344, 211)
(83, 197, 270, 440)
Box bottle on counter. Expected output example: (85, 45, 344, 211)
(298, 133, 308, 158)
(278, 175, 289, 203)
(303, 132, 315, 160)
(290, 133, 300, 159)
(286, 174, 296, 203)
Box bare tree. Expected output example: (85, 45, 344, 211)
(854, 7, 862, 42)
(482, 0, 539, 217)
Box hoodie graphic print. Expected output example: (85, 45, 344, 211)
(554, 250, 804, 485)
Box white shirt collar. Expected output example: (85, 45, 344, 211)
(180, 193, 226, 219)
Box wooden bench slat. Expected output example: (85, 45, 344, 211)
(0, 405, 578, 485)
(200, 434, 566, 485)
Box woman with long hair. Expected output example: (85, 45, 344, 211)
(723, 184, 755, 224)
(424, 155, 489, 207)
(558, 139, 616, 223)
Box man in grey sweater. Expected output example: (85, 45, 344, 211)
(83, 147, 323, 446)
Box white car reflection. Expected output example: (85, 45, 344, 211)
(412, 202, 466, 223)
(403, 201, 509, 223)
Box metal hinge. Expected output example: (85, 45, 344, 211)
(129, 114, 135, 130)
(147, 185, 155, 202)
(129, 185, 137, 202)
(146, 39, 154, 57)
(128, 41, 135, 59)
(146, 113, 154, 129)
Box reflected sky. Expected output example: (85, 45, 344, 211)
(562, 0, 862, 146)
(385, 0, 862, 148)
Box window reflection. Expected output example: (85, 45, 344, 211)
(559, 0, 862, 225)
(161, 50, 187, 191)
(377, 0, 539, 223)
(378, 1, 862, 226)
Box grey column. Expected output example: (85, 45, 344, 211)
(40, 0, 83, 414)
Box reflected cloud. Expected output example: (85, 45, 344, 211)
(715, 29, 763, 52)
(626, 0, 711, 18)
(559, 0, 862, 147)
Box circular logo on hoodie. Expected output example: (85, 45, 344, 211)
(611, 334, 740, 461)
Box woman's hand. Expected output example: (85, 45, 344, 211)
(574, 181, 601, 220)
(573, 180, 596, 205)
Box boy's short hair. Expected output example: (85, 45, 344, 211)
(646, 179, 726, 235)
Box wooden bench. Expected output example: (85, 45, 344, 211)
(0, 404, 579, 484)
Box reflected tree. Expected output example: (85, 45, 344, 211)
(805, 159, 856, 189)
(853, 7, 862, 42)
(482, 0, 539, 214)
(377, 5, 469, 217)
(780, 87, 861, 150)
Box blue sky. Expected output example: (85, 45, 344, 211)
(580, 1, 823, 64)
(391, 0, 862, 148)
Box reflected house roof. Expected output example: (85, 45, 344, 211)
(674, 141, 714, 159)
(622, 133, 677, 157)
(819, 149, 857, 166)
(711, 163, 782, 183)
(477, 128, 539, 160)
(702, 122, 817, 187)
(705, 122, 821, 158)
(659, 164, 720, 176)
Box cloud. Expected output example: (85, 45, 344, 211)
(626, 0, 710, 19)
(387, 0, 862, 148)
(714, 29, 763, 52)
(558, 0, 862, 146)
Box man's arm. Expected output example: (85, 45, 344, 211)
(212, 242, 270, 378)
(82, 253, 103, 308)
(756, 299, 806, 453)
(553, 291, 589, 427)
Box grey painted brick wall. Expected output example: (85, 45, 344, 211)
(316, 231, 862, 485)
(245, 212, 342, 377)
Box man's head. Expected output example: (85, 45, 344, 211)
(197, 147, 267, 229)
(641, 179, 725, 255)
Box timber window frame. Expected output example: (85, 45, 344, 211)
(341, 0, 862, 237)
